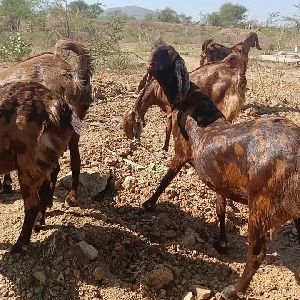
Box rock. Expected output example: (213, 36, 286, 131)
(59, 171, 108, 198)
(183, 291, 194, 300)
(162, 230, 177, 239)
(191, 285, 211, 299)
(77, 241, 98, 260)
(33, 270, 47, 284)
(181, 228, 196, 247)
(93, 267, 106, 281)
(154, 213, 171, 231)
(123, 176, 137, 190)
(147, 265, 174, 289)
(73, 230, 86, 241)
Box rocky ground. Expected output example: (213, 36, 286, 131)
(0, 57, 300, 300)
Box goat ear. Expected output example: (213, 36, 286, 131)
(123, 110, 136, 139)
(173, 56, 190, 106)
(255, 35, 262, 50)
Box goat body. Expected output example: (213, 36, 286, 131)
(200, 32, 262, 66)
(124, 53, 246, 151)
(0, 82, 77, 253)
(143, 45, 300, 298)
(0, 39, 93, 204)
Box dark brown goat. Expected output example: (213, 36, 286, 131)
(124, 53, 246, 151)
(0, 82, 79, 253)
(0, 40, 93, 205)
(143, 45, 300, 298)
(199, 32, 262, 66)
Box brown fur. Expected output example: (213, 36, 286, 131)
(0, 82, 77, 253)
(199, 32, 262, 67)
(143, 45, 300, 298)
(124, 53, 246, 151)
(0, 39, 93, 203)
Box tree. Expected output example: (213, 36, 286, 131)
(0, 0, 35, 30)
(266, 12, 280, 28)
(218, 3, 247, 26)
(203, 2, 247, 27)
(156, 7, 181, 23)
(68, 0, 89, 12)
(283, 4, 300, 31)
(88, 2, 103, 18)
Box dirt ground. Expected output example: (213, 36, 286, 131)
(0, 55, 300, 300)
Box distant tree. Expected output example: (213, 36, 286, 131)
(0, 0, 35, 30)
(156, 7, 181, 23)
(204, 11, 222, 26)
(203, 2, 247, 27)
(68, 0, 88, 12)
(88, 2, 103, 18)
(283, 4, 300, 30)
(218, 3, 247, 26)
(179, 13, 192, 24)
(266, 12, 280, 28)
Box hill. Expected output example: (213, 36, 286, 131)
(103, 5, 155, 20)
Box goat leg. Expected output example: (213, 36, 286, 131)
(35, 164, 60, 231)
(0, 173, 13, 194)
(11, 172, 40, 254)
(214, 195, 228, 253)
(142, 155, 186, 211)
(162, 114, 172, 152)
(221, 213, 266, 299)
(65, 133, 80, 206)
(294, 218, 300, 244)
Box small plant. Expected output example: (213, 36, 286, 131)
(0, 32, 31, 63)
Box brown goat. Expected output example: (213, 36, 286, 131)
(0, 40, 93, 205)
(124, 53, 246, 151)
(199, 32, 262, 66)
(0, 81, 80, 253)
(143, 45, 300, 298)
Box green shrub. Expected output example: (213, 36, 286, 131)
(0, 32, 31, 63)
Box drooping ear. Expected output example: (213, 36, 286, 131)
(172, 56, 190, 107)
(254, 34, 262, 50)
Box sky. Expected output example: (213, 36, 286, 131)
(85, 0, 299, 22)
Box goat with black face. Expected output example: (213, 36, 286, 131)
(143, 45, 300, 299)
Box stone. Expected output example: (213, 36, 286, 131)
(59, 171, 108, 198)
(147, 265, 174, 289)
(191, 285, 211, 299)
(93, 267, 106, 281)
(77, 241, 98, 260)
(123, 176, 137, 190)
(181, 228, 196, 247)
(183, 291, 194, 300)
(73, 230, 86, 241)
(162, 230, 177, 239)
(33, 271, 47, 284)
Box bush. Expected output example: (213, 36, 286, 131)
(0, 32, 31, 63)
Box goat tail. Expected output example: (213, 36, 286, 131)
(55, 39, 94, 85)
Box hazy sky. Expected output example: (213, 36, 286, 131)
(85, 0, 299, 21)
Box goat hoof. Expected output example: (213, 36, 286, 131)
(213, 240, 228, 254)
(65, 195, 78, 207)
(142, 200, 156, 212)
(220, 286, 244, 300)
(10, 243, 27, 255)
